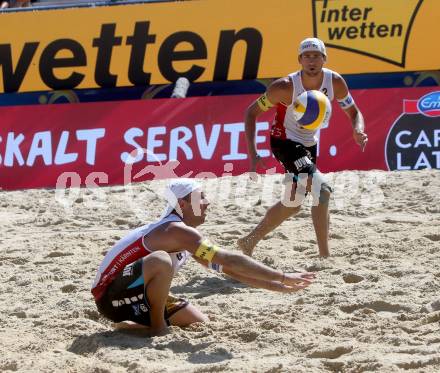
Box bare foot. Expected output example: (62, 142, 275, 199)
(112, 321, 149, 330)
(113, 321, 170, 337)
(237, 236, 257, 257)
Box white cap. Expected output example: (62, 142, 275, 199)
(298, 37, 326, 56)
(161, 178, 202, 218)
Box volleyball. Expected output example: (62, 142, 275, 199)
(293, 90, 332, 131)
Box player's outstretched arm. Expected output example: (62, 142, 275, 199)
(193, 255, 314, 292)
(222, 267, 315, 293)
(166, 223, 316, 292)
(333, 73, 368, 151)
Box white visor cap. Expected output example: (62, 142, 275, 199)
(161, 178, 202, 218)
(298, 37, 327, 56)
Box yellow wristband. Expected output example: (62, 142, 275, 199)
(256, 93, 274, 111)
(195, 240, 219, 262)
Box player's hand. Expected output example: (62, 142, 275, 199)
(282, 272, 316, 287)
(278, 272, 315, 293)
(249, 154, 267, 180)
(353, 130, 368, 152)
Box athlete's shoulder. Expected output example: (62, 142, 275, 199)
(157, 220, 186, 234)
(164, 221, 201, 241)
(329, 69, 349, 95)
(144, 220, 202, 253)
(269, 76, 293, 91)
(327, 68, 343, 81)
(267, 76, 293, 101)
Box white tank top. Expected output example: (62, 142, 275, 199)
(283, 68, 335, 147)
(91, 214, 191, 300)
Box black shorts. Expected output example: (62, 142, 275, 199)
(270, 137, 317, 176)
(95, 258, 188, 326)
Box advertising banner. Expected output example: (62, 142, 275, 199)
(1, 87, 439, 190)
(0, 0, 438, 93)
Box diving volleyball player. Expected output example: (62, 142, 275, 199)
(92, 179, 315, 336)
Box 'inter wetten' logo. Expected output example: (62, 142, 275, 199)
(312, 0, 423, 66)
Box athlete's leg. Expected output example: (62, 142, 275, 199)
(311, 187, 331, 257)
(142, 251, 174, 335)
(113, 303, 208, 330)
(238, 180, 303, 256)
(112, 252, 205, 334)
(110, 251, 173, 334)
(168, 303, 209, 327)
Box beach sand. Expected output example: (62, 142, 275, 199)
(1, 169, 439, 372)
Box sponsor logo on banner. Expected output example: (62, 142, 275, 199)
(312, 0, 423, 66)
(416, 91, 440, 117)
(385, 91, 440, 170)
(1, 0, 438, 93)
(1, 89, 439, 190)
(0, 2, 264, 93)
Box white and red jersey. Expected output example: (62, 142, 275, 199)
(91, 214, 191, 301)
(270, 68, 335, 147)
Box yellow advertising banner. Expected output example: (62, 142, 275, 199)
(0, 0, 438, 93)
(313, 0, 423, 67)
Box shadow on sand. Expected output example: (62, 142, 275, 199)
(170, 276, 247, 298)
(68, 277, 240, 363)
(68, 329, 233, 364)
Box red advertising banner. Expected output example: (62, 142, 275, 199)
(0, 87, 439, 190)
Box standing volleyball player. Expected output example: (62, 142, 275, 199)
(238, 37, 368, 258)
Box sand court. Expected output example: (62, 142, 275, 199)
(0, 169, 439, 372)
